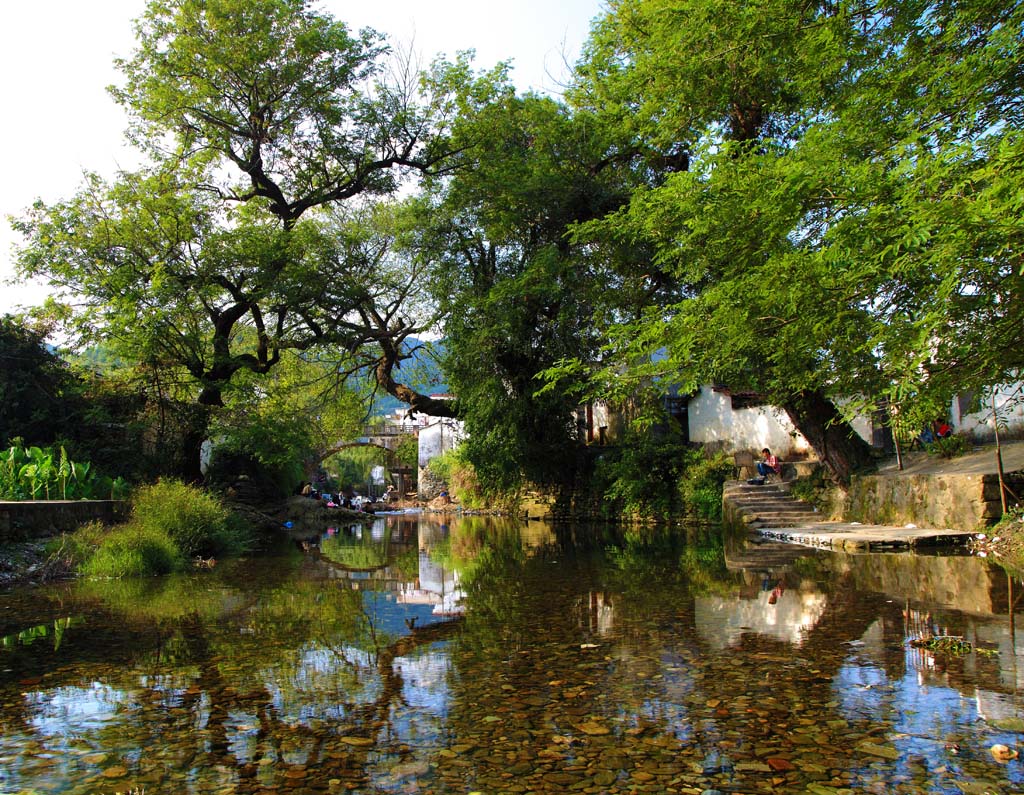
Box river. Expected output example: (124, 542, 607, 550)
(1, 513, 1022, 794)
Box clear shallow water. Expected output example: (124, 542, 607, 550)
(1, 514, 1022, 794)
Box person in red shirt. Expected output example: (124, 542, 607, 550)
(757, 448, 781, 479)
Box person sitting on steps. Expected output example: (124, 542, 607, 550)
(757, 448, 781, 481)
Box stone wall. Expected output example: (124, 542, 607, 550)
(417, 467, 447, 501)
(0, 500, 127, 543)
(845, 472, 1024, 532)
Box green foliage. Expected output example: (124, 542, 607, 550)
(0, 443, 129, 501)
(592, 432, 730, 521)
(57, 481, 252, 578)
(207, 348, 366, 498)
(81, 525, 182, 579)
(593, 437, 687, 520)
(130, 480, 250, 559)
(0, 315, 82, 448)
(45, 521, 110, 570)
(393, 434, 419, 470)
(326, 445, 387, 493)
(421, 92, 632, 493)
(426, 449, 460, 484)
(548, 0, 1023, 483)
(677, 451, 735, 522)
(14, 0, 494, 476)
(927, 433, 972, 460)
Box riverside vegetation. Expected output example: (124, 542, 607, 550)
(3, 0, 1024, 567)
(46, 480, 253, 579)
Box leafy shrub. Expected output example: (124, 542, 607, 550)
(131, 480, 250, 558)
(427, 450, 459, 484)
(927, 433, 972, 459)
(677, 451, 734, 521)
(593, 436, 689, 520)
(81, 525, 182, 578)
(45, 521, 109, 569)
(592, 435, 732, 522)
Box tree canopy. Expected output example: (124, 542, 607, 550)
(11, 0, 1024, 491)
(14, 0, 497, 478)
(541, 0, 1024, 481)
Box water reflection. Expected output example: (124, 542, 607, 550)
(0, 516, 1022, 794)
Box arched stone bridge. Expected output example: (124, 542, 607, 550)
(321, 423, 420, 458)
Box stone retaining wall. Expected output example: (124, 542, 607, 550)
(846, 472, 1024, 532)
(0, 500, 127, 543)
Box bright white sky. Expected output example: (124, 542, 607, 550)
(0, 0, 606, 314)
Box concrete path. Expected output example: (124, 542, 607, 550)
(877, 439, 1024, 477)
(723, 481, 976, 552)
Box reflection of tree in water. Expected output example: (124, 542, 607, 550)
(0, 562, 463, 793)
(320, 526, 392, 570)
(430, 530, 1019, 793)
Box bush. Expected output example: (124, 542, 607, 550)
(927, 433, 972, 459)
(131, 480, 249, 558)
(677, 451, 734, 521)
(427, 450, 459, 484)
(80, 525, 182, 578)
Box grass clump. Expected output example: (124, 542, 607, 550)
(53, 480, 252, 578)
(131, 480, 250, 558)
(80, 525, 181, 578)
(926, 433, 972, 459)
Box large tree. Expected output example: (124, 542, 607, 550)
(558, 0, 1023, 482)
(412, 92, 637, 491)
(14, 0, 491, 479)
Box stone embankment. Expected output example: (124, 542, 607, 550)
(722, 481, 975, 552)
(0, 500, 126, 543)
(725, 441, 1024, 550)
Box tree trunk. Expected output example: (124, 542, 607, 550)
(182, 394, 219, 484)
(783, 390, 874, 485)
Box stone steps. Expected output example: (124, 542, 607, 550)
(720, 479, 973, 552)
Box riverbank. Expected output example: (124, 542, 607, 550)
(726, 439, 1024, 564)
(871, 440, 1024, 566)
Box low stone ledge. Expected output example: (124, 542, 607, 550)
(0, 500, 128, 543)
(847, 471, 1024, 532)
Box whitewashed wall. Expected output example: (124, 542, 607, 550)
(686, 386, 810, 456)
(686, 386, 877, 456)
(951, 383, 1024, 440)
(417, 418, 465, 468)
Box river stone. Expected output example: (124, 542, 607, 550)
(339, 736, 374, 747)
(592, 769, 617, 786)
(543, 771, 581, 786)
(856, 741, 901, 761)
